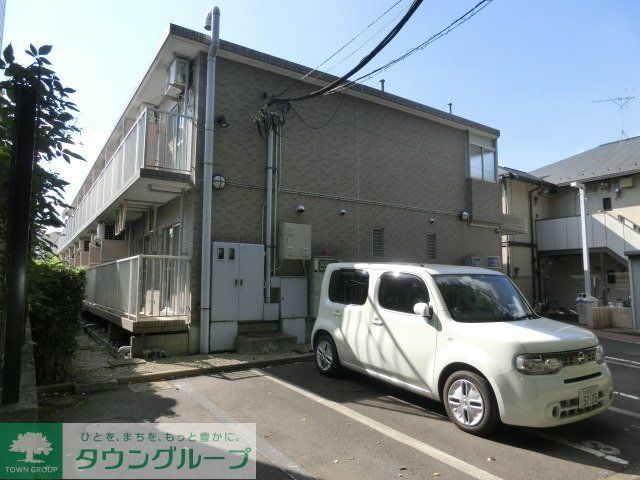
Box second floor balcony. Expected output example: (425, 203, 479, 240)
(58, 107, 194, 252)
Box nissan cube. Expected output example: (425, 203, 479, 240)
(311, 263, 612, 435)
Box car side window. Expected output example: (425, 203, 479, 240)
(328, 269, 369, 305)
(378, 272, 429, 314)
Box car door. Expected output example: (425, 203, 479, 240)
(369, 271, 438, 389)
(325, 268, 372, 367)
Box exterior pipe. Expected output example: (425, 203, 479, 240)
(199, 5, 220, 354)
(572, 181, 591, 295)
(264, 127, 275, 303)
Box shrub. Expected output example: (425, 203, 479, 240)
(28, 258, 85, 384)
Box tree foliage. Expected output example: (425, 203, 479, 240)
(0, 43, 84, 262)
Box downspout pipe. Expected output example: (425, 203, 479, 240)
(265, 127, 275, 303)
(199, 5, 220, 354)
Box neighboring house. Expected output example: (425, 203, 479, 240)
(57, 24, 503, 356)
(501, 135, 640, 314)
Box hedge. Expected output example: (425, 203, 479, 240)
(28, 258, 85, 384)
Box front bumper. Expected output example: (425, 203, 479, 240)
(491, 362, 612, 428)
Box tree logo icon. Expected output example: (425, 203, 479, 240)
(9, 432, 52, 464)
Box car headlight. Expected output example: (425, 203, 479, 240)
(515, 354, 562, 375)
(595, 343, 605, 364)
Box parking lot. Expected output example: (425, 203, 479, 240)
(46, 336, 640, 480)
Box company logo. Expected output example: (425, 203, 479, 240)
(0, 423, 62, 479)
(577, 351, 586, 364)
(9, 432, 52, 463)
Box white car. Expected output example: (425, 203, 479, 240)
(312, 263, 612, 435)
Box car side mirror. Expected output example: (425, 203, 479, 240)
(413, 302, 433, 319)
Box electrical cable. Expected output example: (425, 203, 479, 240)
(269, 0, 424, 106)
(276, 0, 404, 98)
(290, 94, 348, 130)
(329, 0, 494, 95)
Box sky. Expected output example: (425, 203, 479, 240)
(4, 0, 640, 205)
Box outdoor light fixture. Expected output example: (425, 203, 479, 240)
(216, 115, 229, 128)
(212, 175, 227, 190)
(459, 211, 470, 222)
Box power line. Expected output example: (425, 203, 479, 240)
(276, 0, 405, 98)
(290, 94, 348, 130)
(269, 0, 424, 106)
(329, 0, 494, 95)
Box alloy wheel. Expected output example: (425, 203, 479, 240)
(316, 339, 333, 371)
(447, 378, 485, 426)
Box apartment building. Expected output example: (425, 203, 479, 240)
(501, 135, 640, 324)
(58, 23, 503, 356)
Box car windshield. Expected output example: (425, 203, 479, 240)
(433, 273, 538, 323)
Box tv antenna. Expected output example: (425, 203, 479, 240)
(592, 94, 635, 140)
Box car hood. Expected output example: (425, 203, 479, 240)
(455, 317, 598, 353)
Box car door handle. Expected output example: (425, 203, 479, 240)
(371, 318, 384, 326)
(332, 310, 341, 317)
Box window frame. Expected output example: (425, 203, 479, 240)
(328, 268, 370, 306)
(377, 271, 430, 316)
(469, 142, 497, 182)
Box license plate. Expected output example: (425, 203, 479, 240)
(578, 385, 599, 409)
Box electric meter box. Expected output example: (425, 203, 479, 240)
(278, 223, 311, 260)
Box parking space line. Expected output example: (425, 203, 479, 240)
(171, 379, 316, 480)
(609, 406, 640, 420)
(607, 360, 640, 370)
(606, 356, 640, 366)
(256, 370, 503, 480)
(614, 391, 640, 402)
(529, 431, 629, 466)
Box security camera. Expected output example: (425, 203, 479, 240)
(429, 218, 435, 224)
(494, 228, 501, 234)
(339, 209, 347, 216)
(296, 205, 305, 213)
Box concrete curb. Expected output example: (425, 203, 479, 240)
(115, 353, 315, 385)
(37, 353, 315, 396)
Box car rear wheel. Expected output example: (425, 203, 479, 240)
(314, 333, 341, 377)
(443, 370, 500, 435)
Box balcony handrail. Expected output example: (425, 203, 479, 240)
(85, 254, 191, 270)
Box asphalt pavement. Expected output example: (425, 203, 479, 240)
(44, 336, 640, 480)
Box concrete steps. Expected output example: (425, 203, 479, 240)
(236, 332, 297, 355)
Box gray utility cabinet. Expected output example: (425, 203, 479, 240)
(211, 242, 264, 322)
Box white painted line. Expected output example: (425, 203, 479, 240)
(257, 370, 503, 480)
(606, 360, 640, 370)
(614, 391, 640, 401)
(530, 431, 629, 466)
(172, 379, 316, 480)
(609, 406, 640, 420)
(606, 356, 640, 367)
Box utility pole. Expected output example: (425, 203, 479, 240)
(592, 94, 635, 140)
(2, 86, 38, 404)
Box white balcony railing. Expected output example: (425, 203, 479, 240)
(58, 108, 193, 251)
(85, 255, 190, 320)
(536, 212, 640, 260)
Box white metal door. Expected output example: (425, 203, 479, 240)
(211, 242, 240, 321)
(238, 243, 265, 321)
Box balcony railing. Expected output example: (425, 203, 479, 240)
(58, 107, 194, 251)
(85, 255, 190, 320)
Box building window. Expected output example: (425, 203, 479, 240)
(378, 272, 429, 314)
(372, 228, 384, 256)
(83, 239, 90, 252)
(426, 233, 436, 261)
(329, 269, 369, 305)
(603, 197, 612, 211)
(470, 144, 496, 181)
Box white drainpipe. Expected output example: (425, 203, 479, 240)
(199, 5, 220, 354)
(264, 127, 275, 302)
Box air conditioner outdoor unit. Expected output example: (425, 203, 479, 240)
(164, 57, 188, 99)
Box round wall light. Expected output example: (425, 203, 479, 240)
(212, 175, 227, 190)
(459, 210, 470, 222)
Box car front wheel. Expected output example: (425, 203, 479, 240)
(314, 333, 341, 377)
(443, 370, 500, 435)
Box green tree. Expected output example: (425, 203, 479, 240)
(0, 44, 84, 363)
